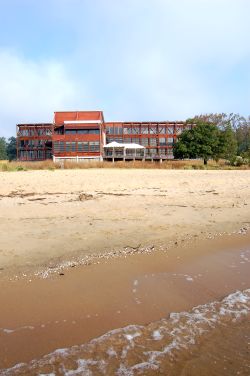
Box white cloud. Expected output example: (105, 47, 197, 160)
(66, 0, 250, 120)
(1, 0, 250, 136)
(0, 50, 90, 137)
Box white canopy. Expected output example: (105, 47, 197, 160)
(104, 142, 145, 149)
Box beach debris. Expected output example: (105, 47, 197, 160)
(78, 193, 94, 201)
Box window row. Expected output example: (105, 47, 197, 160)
(54, 141, 100, 153)
(106, 126, 180, 135)
(18, 129, 52, 136)
(106, 137, 174, 145)
(19, 150, 52, 159)
(145, 148, 173, 156)
(65, 129, 99, 135)
(19, 140, 47, 147)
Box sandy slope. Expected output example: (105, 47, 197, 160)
(0, 169, 249, 273)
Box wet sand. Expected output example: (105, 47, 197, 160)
(0, 231, 249, 371)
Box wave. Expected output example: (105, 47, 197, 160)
(1, 289, 249, 375)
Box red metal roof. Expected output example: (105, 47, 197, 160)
(54, 111, 104, 125)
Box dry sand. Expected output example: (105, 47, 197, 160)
(0, 169, 249, 276)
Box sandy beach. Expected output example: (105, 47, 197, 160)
(0, 169, 250, 276)
(0, 169, 250, 374)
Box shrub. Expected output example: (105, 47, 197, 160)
(233, 156, 244, 166)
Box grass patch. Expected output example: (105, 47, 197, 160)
(0, 159, 249, 172)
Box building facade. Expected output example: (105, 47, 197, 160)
(17, 111, 192, 161)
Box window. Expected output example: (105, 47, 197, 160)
(159, 148, 166, 155)
(132, 138, 139, 144)
(159, 137, 167, 146)
(78, 129, 88, 134)
(149, 148, 157, 155)
(158, 126, 166, 134)
(38, 140, 44, 148)
(83, 142, 89, 151)
(114, 137, 123, 143)
(167, 137, 173, 144)
(89, 141, 100, 151)
(66, 142, 71, 152)
(140, 138, 149, 146)
(20, 150, 27, 158)
(106, 126, 113, 134)
(65, 129, 77, 134)
(150, 138, 157, 146)
(175, 125, 183, 135)
(141, 126, 149, 134)
(166, 126, 174, 135)
(37, 150, 44, 159)
(28, 150, 35, 159)
(88, 129, 99, 134)
(28, 140, 34, 147)
(149, 126, 157, 134)
(71, 142, 76, 151)
(77, 142, 84, 152)
(131, 127, 139, 135)
(54, 141, 65, 152)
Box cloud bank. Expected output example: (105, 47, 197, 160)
(0, 0, 250, 136)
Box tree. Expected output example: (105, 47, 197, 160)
(0, 137, 7, 160)
(6, 137, 17, 161)
(235, 118, 250, 155)
(194, 112, 249, 157)
(218, 125, 237, 162)
(173, 120, 223, 165)
(194, 113, 246, 131)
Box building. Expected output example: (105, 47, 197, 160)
(16, 123, 53, 161)
(17, 110, 192, 162)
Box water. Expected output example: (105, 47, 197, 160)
(2, 289, 249, 376)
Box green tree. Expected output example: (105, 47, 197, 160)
(0, 137, 7, 160)
(6, 137, 17, 161)
(235, 119, 250, 155)
(173, 121, 222, 165)
(218, 125, 237, 162)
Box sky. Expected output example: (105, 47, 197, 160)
(0, 0, 250, 137)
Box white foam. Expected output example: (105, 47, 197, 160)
(152, 330, 163, 340)
(2, 328, 14, 334)
(124, 332, 141, 341)
(106, 347, 117, 357)
(3, 290, 249, 376)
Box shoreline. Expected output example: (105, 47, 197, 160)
(0, 230, 249, 369)
(0, 223, 249, 282)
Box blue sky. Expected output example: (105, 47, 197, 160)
(1, 0, 250, 137)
